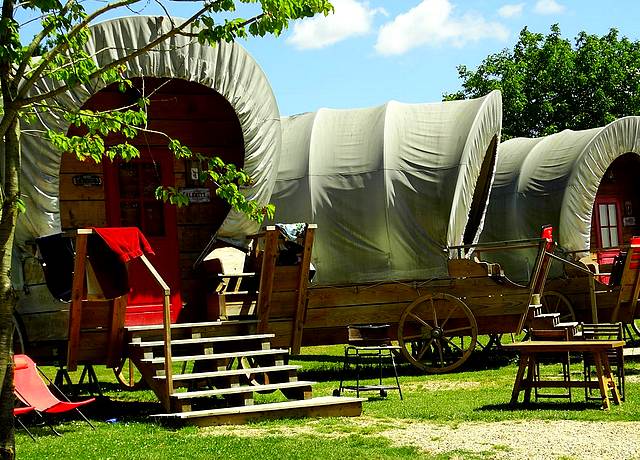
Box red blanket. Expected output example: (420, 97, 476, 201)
(92, 227, 155, 263)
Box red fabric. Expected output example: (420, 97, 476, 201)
(92, 227, 155, 263)
(13, 354, 95, 413)
(13, 406, 34, 416)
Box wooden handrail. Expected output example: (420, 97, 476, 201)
(139, 254, 173, 404)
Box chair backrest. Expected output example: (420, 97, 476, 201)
(13, 354, 61, 412)
(581, 322, 623, 341)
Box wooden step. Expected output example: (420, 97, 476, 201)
(171, 380, 316, 399)
(141, 348, 288, 364)
(153, 396, 365, 426)
(154, 364, 301, 381)
(126, 319, 258, 333)
(131, 333, 274, 348)
(530, 313, 560, 328)
(126, 321, 224, 332)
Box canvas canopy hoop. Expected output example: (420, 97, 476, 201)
(16, 15, 281, 256)
(482, 116, 640, 279)
(270, 91, 502, 285)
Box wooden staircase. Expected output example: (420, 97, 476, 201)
(124, 320, 364, 426)
(527, 303, 580, 339)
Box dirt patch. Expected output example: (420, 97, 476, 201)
(201, 418, 640, 459)
(400, 380, 485, 392)
(381, 420, 640, 459)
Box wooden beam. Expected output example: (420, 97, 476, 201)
(291, 224, 316, 354)
(106, 294, 128, 368)
(67, 232, 88, 371)
(139, 254, 174, 407)
(257, 227, 278, 333)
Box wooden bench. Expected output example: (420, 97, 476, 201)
(504, 340, 624, 410)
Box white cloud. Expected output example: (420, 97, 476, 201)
(534, 0, 566, 14)
(498, 3, 525, 18)
(375, 0, 509, 56)
(287, 0, 385, 50)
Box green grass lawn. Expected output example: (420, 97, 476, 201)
(14, 341, 640, 460)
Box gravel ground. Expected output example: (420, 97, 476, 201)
(381, 419, 640, 459)
(207, 417, 640, 459)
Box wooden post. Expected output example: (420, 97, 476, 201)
(140, 254, 174, 405)
(257, 226, 278, 333)
(291, 224, 316, 354)
(589, 274, 598, 323)
(106, 294, 128, 368)
(67, 229, 91, 371)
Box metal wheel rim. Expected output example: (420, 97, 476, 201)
(398, 293, 478, 373)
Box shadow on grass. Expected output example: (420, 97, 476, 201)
(476, 400, 602, 412)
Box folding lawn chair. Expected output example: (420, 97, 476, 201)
(14, 406, 36, 441)
(13, 354, 96, 435)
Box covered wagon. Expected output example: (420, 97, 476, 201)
(481, 117, 640, 334)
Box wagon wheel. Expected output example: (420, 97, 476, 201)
(540, 291, 576, 323)
(398, 293, 478, 373)
(114, 357, 145, 390)
(238, 356, 275, 394)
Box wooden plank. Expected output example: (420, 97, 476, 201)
(292, 225, 316, 353)
(106, 295, 127, 368)
(257, 227, 278, 332)
(67, 232, 88, 371)
(59, 200, 107, 229)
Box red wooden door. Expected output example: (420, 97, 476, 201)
(104, 150, 182, 326)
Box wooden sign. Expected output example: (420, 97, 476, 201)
(72, 174, 102, 187)
(180, 188, 211, 203)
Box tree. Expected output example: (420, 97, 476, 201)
(0, 1, 332, 457)
(445, 25, 640, 139)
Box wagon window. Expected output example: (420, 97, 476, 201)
(597, 201, 619, 248)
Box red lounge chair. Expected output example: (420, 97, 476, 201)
(14, 406, 36, 441)
(13, 354, 95, 433)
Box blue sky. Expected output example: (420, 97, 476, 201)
(233, 0, 640, 115)
(17, 0, 640, 116)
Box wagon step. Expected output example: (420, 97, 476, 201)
(154, 364, 302, 381)
(125, 319, 257, 333)
(530, 312, 560, 329)
(153, 396, 364, 426)
(141, 348, 288, 364)
(171, 380, 316, 399)
(130, 333, 274, 347)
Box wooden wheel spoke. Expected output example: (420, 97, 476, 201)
(442, 336, 464, 353)
(435, 340, 445, 367)
(444, 325, 472, 335)
(416, 339, 433, 360)
(440, 306, 455, 329)
(431, 298, 438, 327)
(409, 312, 433, 329)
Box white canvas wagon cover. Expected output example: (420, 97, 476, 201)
(271, 91, 502, 285)
(15, 15, 280, 258)
(481, 117, 640, 277)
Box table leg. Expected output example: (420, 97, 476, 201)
(593, 352, 610, 410)
(510, 353, 529, 405)
(602, 355, 621, 405)
(523, 355, 535, 404)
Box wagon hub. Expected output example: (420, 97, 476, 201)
(421, 326, 444, 340)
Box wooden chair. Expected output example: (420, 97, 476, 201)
(530, 328, 572, 401)
(581, 322, 625, 401)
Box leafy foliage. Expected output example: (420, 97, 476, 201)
(445, 25, 640, 139)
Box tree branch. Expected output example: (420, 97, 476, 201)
(18, 1, 246, 107)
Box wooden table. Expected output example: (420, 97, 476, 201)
(503, 340, 625, 410)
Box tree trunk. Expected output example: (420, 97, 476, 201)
(0, 116, 21, 460)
